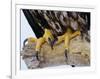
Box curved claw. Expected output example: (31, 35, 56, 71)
(48, 37, 57, 50)
(64, 49, 68, 60)
(36, 51, 40, 61)
(71, 65, 75, 67)
(23, 37, 36, 47)
(23, 38, 28, 47)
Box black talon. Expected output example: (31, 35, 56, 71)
(71, 65, 75, 67)
(48, 38, 53, 49)
(48, 38, 57, 50)
(36, 51, 40, 61)
(64, 49, 68, 59)
(23, 38, 28, 47)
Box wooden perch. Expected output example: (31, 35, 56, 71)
(21, 36, 90, 69)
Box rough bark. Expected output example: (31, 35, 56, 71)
(21, 36, 90, 69)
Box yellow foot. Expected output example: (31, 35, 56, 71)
(27, 37, 37, 44)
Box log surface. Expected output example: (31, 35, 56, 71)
(21, 36, 90, 69)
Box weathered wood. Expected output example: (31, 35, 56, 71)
(21, 36, 90, 69)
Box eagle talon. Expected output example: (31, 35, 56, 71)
(48, 38, 53, 49)
(64, 49, 68, 61)
(36, 51, 40, 61)
(71, 65, 75, 67)
(23, 38, 28, 47)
